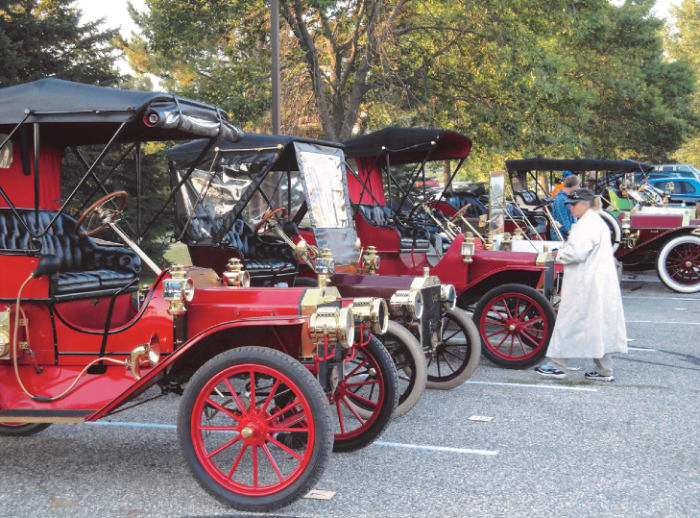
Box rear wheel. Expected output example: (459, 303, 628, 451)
(656, 234, 700, 294)
(351, 321, 426, 419)
(473, 284, 556, 369)
(178, 347, 332, 512)
(331, 336, 398, 452)
(425, 309, 481, 390)
(0, 422, 51, 436)
(599, 210, 622, 253)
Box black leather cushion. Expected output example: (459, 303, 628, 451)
(223, 219, 297, 280)
(0, 210, 141, 297)
(399, 237, 430, 251)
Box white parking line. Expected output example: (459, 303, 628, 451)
(466, 380, 598, 392)
(628, 346, 658, 352)
(85, 421, 498, 456)
(373, 441, 498, 456)
(627, 320, 700, 326)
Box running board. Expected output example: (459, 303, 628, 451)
(0, 409, 95, 423)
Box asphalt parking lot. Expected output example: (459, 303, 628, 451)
(1, 272, 698, 518)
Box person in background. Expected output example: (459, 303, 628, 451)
(550, 174, 580, 239)
(551, 170, 574, 197)
(535, 188, 627, 382)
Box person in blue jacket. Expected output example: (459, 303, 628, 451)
(550, 174, 580, 239)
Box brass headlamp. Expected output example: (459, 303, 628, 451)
(351, 297, 389, 334)
(163, 264, 195, 316)
(309, 306, 354, 349)
(620, 212, 639, 248)
(461, 232, 475, 263)
(222, 258, 250, 288)
(440, 284, 457, 312)
(389, 289, 424, 321)
(361, 246, 380, 275)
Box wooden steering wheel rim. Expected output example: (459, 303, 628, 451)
(449, 203, 472, 222)
(75, 190, 129, 237)
(255, 207, 287, 233)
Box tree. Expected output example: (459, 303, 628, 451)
(0, 0, 121, 87)
(667, 0, 700, 166)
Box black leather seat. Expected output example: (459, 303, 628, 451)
(223, 220, 297, 282)
(0, 210, 141, 298)
(354, 204, 431, 252)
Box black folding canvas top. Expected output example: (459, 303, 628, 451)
(0, 78, 241, 145)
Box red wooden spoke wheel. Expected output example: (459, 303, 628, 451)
(473, 284, 556, 369)
(330, 335, 398, 452)
(656, 235, 700, 294)
(178, 347, 332, 512)
(0, 422, 51, 436)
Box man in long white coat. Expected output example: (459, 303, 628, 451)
(535, 188, 627, 381)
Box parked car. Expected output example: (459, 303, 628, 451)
(646, 177, 700, 204)
(0, 79, 397, 512)
(652, 164, 700, 180)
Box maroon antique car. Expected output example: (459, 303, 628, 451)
(167, 134, 481, 417)
(505, 158, 700, 294)
(0, 79, 397, 512)
(342, 127, 559, 369)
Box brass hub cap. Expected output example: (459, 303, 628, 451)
(685, 260, 693, 268)
(508, 324, 516, 332)
(241, 426, 254, 439)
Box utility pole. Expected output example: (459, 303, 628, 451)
(271, 0, 281, 135)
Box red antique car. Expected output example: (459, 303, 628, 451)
(167, 134, 481, 417)
(0, 79, 397, 512)
(342, 127, 559, 369)
(505, 158, 700, 293)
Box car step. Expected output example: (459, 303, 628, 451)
(0, 409, 95, 423)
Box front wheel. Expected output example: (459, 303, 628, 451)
(0, 422, 51, 436)
(656, 234, 700, 294)
(426, 309, 481, 390)
(178, 347, 332, 513)
(473, 284, 556, 369)
(331, 335, 398, 452)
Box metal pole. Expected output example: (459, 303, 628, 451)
(271, 0, 281, 134)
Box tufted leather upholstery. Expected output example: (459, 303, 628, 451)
(446, 194, 487, 217)
(223, 219, 297, 282)
(0, 210, 141, 297)
(354, 204, 431, 252)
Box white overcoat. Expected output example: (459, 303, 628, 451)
(547, 208, 627, 359)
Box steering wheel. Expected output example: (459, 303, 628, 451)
(449, 203, 472, 222)
(255, 207, 287, 234)
(75, 191, 128, 237)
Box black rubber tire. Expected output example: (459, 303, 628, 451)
(332, 335, 398, 453)
(0, 423, 51, 436)
(473, 283, 556, 369)
(425, 308, 481, 390)
(178, 346, 332, 513)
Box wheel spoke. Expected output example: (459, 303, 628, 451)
(521, 316, 544, 328)
(486, 328, 507, 338)
(206, 434, 242, 459)
(249, 371, 256, 411)
(518, 302, 533, 319)
(344, 379, 379, 388)
(345, 390, 378, 408)
(346, 357, 369, 378)
(439, 351, 456, 373)
(268, 426, 309, 433)
(267, 434, 304, 460)
(485, 318, 508, 327)
(335, 399, 346, 434)
(266, 398, 301, 422)
(226, 444, 248, 480)
(205, 398, 241, 422)
(223, 377, 247, 414)
(493, 332, 510, 349)
(508, 335, 515, 357)
(261, 379, 280, 413)
(442, 329, 461, 342)
(341, 396, 366, 425)
(262, 444, 284, 482)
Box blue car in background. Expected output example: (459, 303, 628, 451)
(647, 177, 700, 204)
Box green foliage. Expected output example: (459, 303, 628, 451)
(667, 0, 700, 167)
(0, 0, 121, 87)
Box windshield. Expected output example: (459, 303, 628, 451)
(293, 142, 358, 265)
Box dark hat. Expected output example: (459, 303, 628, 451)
(564, 188, 595, 205)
